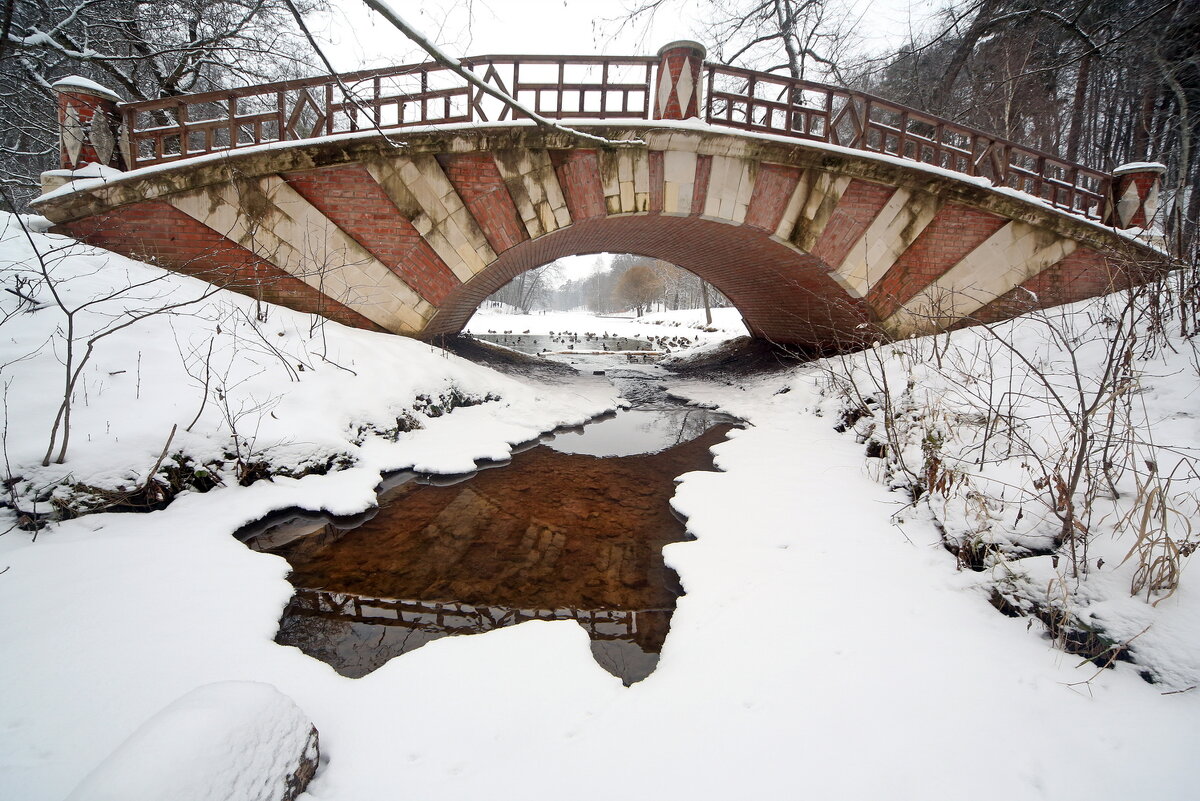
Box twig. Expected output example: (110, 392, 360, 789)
(186, 338, 215, 433)
(4, 286, 37, 305)
(141, 423, 177, 489)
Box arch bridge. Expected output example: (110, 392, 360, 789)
(32, 43, 1166, 350)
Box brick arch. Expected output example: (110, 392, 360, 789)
(423, 215, 873, 349)
(35, 124, 1161, 350)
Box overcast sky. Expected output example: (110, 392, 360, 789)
(312, 0, 926, 72)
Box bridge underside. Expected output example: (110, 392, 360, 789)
(33, 124, 1159, 351)
(424, 215, 869, 346)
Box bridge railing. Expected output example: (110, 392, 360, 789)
(704, 65, 1110, 220)
(55, 48, 1139, 225)
(119, 55, 658, 169)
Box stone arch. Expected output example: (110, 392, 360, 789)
(424, 215, 872, 349)
(33, 124, 1160, 351)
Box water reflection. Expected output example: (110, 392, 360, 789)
(247, 412, 737, 684)
(277, 590, 671, 683)
(547, 408, 740, 457)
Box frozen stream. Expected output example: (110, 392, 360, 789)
(240, 370, 741, 685)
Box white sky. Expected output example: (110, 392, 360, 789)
(313, 0, 924, 77)
(309, 0, 928, 282)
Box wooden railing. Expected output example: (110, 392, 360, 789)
(704, 65, 1109, 220)
(121, 55, 656, 168)
(289, 588, 668, 640)
(117, 54, 1108, 221)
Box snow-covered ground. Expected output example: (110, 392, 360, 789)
(1, 215, 1197, 800)
(466, 304, 748, 342)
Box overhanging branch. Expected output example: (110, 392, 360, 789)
(359, 0, 642, 148)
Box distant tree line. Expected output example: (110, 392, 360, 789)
(484, 255, 732, 315)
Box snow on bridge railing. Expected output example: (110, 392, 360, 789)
(704, 64, 1111, 222)
(49, 43, 1165, 228)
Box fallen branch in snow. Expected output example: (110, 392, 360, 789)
(140, 423, 178, 495)
(4, 285, 38, 306)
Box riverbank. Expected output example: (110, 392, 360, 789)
(2, 217, 1197, 800)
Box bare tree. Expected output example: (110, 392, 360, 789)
(3, 210, 221, 466)
(861, 0, 1200, 253)
(0, 0, 324, 204)
(615, 264, 665, 316)
(484, 262, 563, 313)
(610, 0, 860, 81)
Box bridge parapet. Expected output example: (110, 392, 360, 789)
(43, 43, 1155, 230)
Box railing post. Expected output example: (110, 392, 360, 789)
(50, 76, 125, 172)
(1107, 162, 1167, 230)
(654, 41, 706, 120)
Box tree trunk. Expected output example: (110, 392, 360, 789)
(934, 0, 999, 114)
(1132, 90, 1157, 162)
(1065, 53, 1092, 163)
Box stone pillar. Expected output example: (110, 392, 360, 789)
(51, 76, 126, 171)
(1108, 162, 1166, 230)
(654, 41, 706, 121)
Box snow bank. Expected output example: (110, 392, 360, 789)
(0, 213, 619, 523)
(1, 218, 1197, 801)
(664, 289, 1200, 692)
(466, 306, 747, 341)
(66, 681, 318, 801)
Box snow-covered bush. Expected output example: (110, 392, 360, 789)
(812, 270, 1200, 675)
(0, 213, 611, 527)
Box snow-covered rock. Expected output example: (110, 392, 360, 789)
(65, 681, 319, 801)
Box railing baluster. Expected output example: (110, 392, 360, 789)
(325, 84, 334, 135)
(557, 59, 565, 118)
(822, 99, 832, 140)
(177, 101, 189, 157)
(111, 54, 1108, 222)
(705, 66, 715, 123)
(512, 61, 521, 119)
(600, 61, 609, 116)
(276, 91, 285, 142)
(748, 75, 757, 127)
(421, 68, 429, 123)
(862, 97, 872, 150)
(227, 96, 237, 148)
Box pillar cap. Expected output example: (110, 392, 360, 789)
(1112, 161, 1167, 177)
(51, 75, 121, 103)
(657, 40, 707, 59)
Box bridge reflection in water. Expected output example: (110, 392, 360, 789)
(247, 406, 737, 685)
(278, 590, 672, 684)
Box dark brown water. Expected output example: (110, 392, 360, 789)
(243, 407, 737, 684)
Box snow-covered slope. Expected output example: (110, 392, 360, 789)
(0, 214, 619, 523)
(1, 215, 1196, 801)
